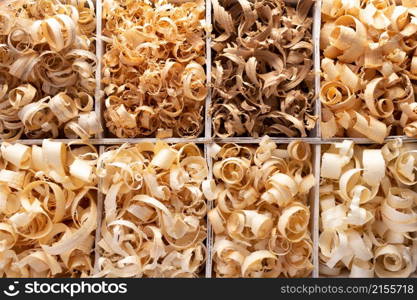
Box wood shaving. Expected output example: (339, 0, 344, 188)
(320, 139, 417, 277)
(0, 140, 98, 277)
(321, 0, 417, 142)
(102, 0, 207, 138)
(207, 136, 314, 277)
(211, 0, 316, 138)
(0, 0, 102, 140)
(95, 141, 208, 277)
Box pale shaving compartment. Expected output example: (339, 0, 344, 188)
(0, 0, 102, 140)
(320, 0, 417, 142)
(319, 139, 417, 277)
(95, 141, 208, 277)
(0, 140, 98, 277)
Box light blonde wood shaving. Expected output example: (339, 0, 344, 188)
(319, 139, 417, 277)
(0, 0, 102, 140)
(102, 0, 207, 138)
(208, 137, 314, 277)
(211, 0, 316, 138)
(95, 141, 208, 278)
(0, 140, 98, 277)
(321, 0, 417, 142)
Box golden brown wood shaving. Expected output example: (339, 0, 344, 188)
(319, 139, 417, 277)
(0, 0, 102, 140)
(102, 0, 207, 138)
(211, 0, 316, 138)
(95, 141, 208, 278)
(321, 0, 417, 142)
(207, 137, 314, 277)
(0, 139, 98, 278)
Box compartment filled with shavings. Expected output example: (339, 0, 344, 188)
(320, 139, 417, 277)
(0, 140, 98, 277)
(206, 137, 314, 277)
(101, 0, 207, 138)
(0, 0, 102, 140)
(321, 0, 417, 142)
(211, 0, 316, 138)
(95, 141, 208, 277)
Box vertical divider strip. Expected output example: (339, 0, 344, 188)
(312, 2, 322, 277)
(204, 143, 214, 278)
(93, 0, 104, 274)
(204, 0, 214, 278)
(312, 143, 321, 278)
(95, 0, 104, 139)
(313, 0, 322, 139)
(205, 0, 212, 140)
(93, 145, 105, 275)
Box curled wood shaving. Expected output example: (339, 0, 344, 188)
(319, 139, 417, 277)
(95, 141, 208, 278)
(321, 0, 417, 142)
(0, 140, 98, 278)
(0, 0, 102, 140)
(211, 0, 316, 138)
(208, 136, 314, 277)
(102, 0, 207, 138)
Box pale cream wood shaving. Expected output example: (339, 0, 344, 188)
(95, 141, 208, 278)
(102, 0, 207, 138)
(0, 0, 101, 140)
(0, 140, 98, 278)
(319, 139, 417, 277)
(321, 0, 417, 141)
(210, 137, 313, 278)
(211, 0, 316, 138)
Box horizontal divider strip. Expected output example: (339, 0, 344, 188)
(8, 135, 417, 146)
